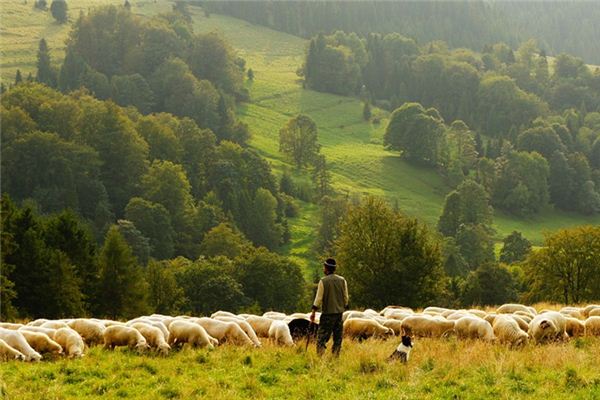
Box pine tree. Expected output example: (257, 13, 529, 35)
(36, 38, 56, 87)
(123, 0, 131, 11)
(247, 68, 254, 81)
(14, 69, 23, 85)
(363, 101, 372, 121)
(50, 0, 68, 23)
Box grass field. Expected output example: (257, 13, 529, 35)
(1, 337, 599, 399)
(1, 1, 599, 266)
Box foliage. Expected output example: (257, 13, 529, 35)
(145, 260, 185, 315)
(36, 39, 57, 88)
(279, 114, 320, 168)
(199, 223, 252, 259)
(461, 263, 519, 306)
(50, 0, 68, 23)
(524, 225, 600, 304)
(336, 197, 446, 308)
(499, 231, 532, 264)
(437, 179, 493, 237)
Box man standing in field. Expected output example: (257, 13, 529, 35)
(310, 258, 349, 356)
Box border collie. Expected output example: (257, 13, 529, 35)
(388, 335, 413, 363)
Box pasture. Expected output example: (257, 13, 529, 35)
(1, 334, 599, 399)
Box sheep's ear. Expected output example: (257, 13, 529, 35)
(540, 320, 550, 329)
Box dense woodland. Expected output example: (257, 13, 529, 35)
(1, 4, 600, 320)
(202, 1, 600, 64)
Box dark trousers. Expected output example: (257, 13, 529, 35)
(316, 313, 343, 356)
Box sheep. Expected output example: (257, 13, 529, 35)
(423, 306, 450, 315)
(513, 311, 534, 322)
(18, 326, 57, 338)
(54, 328, 85, 358)
(582, 305, 600, 318)
(401, 316, 455, 338)
(103, 325, 149, 353)
(0, 328, 42, 361)
(193, 318, 255, 347)
(168, 320, 215, 349)
(589, 308, 600, 317)
(130, 323, 170, 355)
(262, 311, 287, 320)
(19, 331, 62, 355)
(382, 319, 404, 335)
(210, 311, 239, 319)
(126, 319, 169, 340)
(584, 316, 600, 336)
(560, 309, 585, 320)
(0, 322, 23, 330)
(380, 306, 414, 317)
(492, 315, 529, 347)
(382, 310, 413, 321)
(343, 318, 393, 340)
(446, 312, 476, 321)
(364, 309, 380, 317)
(496, 304, 534, 315)
(510, 315, 530, 333)
(27, 319, 49, 327)
(40, 321, 69, 330)
(213, 316, 261, 347)
(454, 317, 495, 341)
(68, 319, 105, 346)
(467, 309, 488, 319)
(246, 316, 274, 338)
(565, 317, 585, 338)
(268, 320, 294, 346)
(0, 338, 26, 361)
(484, 313, 497, 325)
(343, 311, 369, 321)
(528, 312, 568, 343)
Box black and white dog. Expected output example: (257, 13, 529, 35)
(388, 335, 413, 363)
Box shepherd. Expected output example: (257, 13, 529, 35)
(310, 258, 349, 357)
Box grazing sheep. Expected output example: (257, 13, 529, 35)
(0, 338, 26, 361)
(380, 306, 414, 317)
(262, 311, 287, 320)
(68, 319, 105, 346)
(0, 328, 42, 361)
(467, 309, 488, 319)
(510, 315, 530, 333)
(130, 323, 170, 355)
(401, 316, 455, 338)
(103, 325, 149, 353)
(40, 321, 69, 330)
(589, 309, 600, 317)
(19, 331, 62, 355)
(423, 307, 450, 315)
(582, 305, 600, 318)
(382, 310, 413, 321)
(584, 317, 600, 336)
(245, 316, 274, 338)
(560, 309, 584, 320)
(565, 317, 585, 338)
(513, 311, 534, 322)
(168, 320, 215, 349)
(446, 312, 476, 321)
(496, 304, 534, 315)
(382, 319, 404, 335)
(343, 311, 369, 321)
(193, 318, 255, 347)
(484, 313, 497, 325)
(492, 315, 528, 347)
(54, 328, 85, 358)
(18, 326, 57, 338)
(454, 317, 495, 341)
(213, 316, 261, 347)
(528, 312, 568, 343)
(0, 322, 23, 330)
(343, 318, 393, 340)
(126, 319, 169, 340)
(27, 319, 49, 327)
(210, 311, 239, 319)
(268, 320, 294, 346)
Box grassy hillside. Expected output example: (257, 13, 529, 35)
(188, 9, 600, 249)
(1, 338, 599, 399)
(2, 2, 599, 273)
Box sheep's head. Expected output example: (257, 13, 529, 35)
(158, 342, 170, 355)
(135, 340, 150, 353)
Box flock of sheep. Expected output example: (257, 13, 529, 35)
(1, 303, 600, 362)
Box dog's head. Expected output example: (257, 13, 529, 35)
(401, 335, 413, 348)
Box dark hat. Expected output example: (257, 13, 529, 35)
(323, 258, 336, 269)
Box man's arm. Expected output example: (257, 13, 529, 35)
(312, 280, 324, 311)
(343, 279, 349, 309)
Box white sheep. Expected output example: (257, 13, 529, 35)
(510, 315, 530, 333)
(130, 323, 170, 354)
(344, 318, 393, 340)
(168, 320, 215, 349)
(68, 319, 106, 346)
(18, 326, 57, 338)
(565, 317, 585, 338)
(210, 311, 239, 319)
(454, 317, 495, 341)
(0, 328, 42, 361)
(582, 305, 600, 318)
(382, 319, 404, 335)
(54, 328, 85, 358)
(245, 315, 274, 338)
(103, 325, 149, 353)
(528, 312, 568, 343)
(268, 320, 294, 346)
(19, 330, 62, 355)
(401, 315, 455, 338)
(26, 319, 49, 327)
(492, 315, 528, 347)
(0, 322, 23, 330)
(589, 308, 600, 317)
(40, 321, 69, 330)
(584, 316, 600, 336)
(213, 316, 261, 347)
(0, 338, 26, 361)
(193, 318, 255, 347)
(496, 304, 534, 315)
(262, 311, 287, 320)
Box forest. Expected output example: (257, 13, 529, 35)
(2, 2, 600, 322)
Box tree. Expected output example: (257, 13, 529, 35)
(384, 103, 445, 166)
(125, 197, 175, 260)
(96, 226, 149, 318)
(235, 248, 305, 312)
(314, 195, 348, 254)
(177, 258, 245, 314)
(111, 74, 155, 114)
(146, 260, 184, 315)
(279, 114, 320, 168)
(123, 0, 131, 11)
(247, 68, 254, 81)
(363, 101, 371, 121)
(461, 263, 519, 306)
(116, 219, 151, 266)
(199, 223, 252, 259)
(36, 39, 57, 87)
(243, 188, 281, 250)
(455, 224, 495, 270)
(524, 226, 600, 304)
(438, 179, 493, 237)
(336, 197, 446, 308)
(50, 0, 68, 23)
(312, 154, 332, 199)
(499, 231, 532, 264)
(15, 69, 23, 85)
(0, 196, 19, 320)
